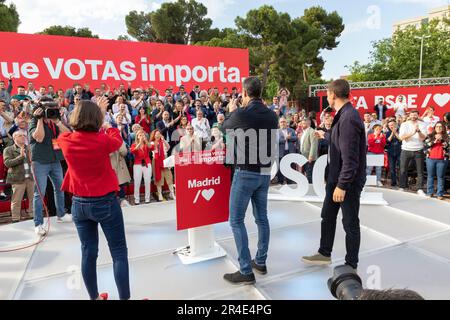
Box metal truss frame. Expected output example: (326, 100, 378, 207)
(309, 77, 450, 97)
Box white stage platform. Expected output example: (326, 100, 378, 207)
(1, 187, 450, 300)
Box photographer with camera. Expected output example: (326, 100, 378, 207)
(327, 265, 424, 300)
(29, 97, 71, 236)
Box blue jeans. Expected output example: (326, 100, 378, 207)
(388, 153, 400, 186)
(366, 152, 382, 183)
(72, 192, 130, 300)
(32, 161, 66, 227)
(426, 158, 448, 197)
(229, 169, 271, 275)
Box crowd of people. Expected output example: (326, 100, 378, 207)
(0, 75, 449, 229)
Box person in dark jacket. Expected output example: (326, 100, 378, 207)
(374, 97, 388, 121)
(222, 76, 278, 285)
(302, 79, 367, 270)
(277, 117, 298, 184)
(385, 119, 402, 187)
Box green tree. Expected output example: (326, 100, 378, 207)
(125, 0, 213, 44)
(117, 35, 131, 41)
(347, 19, 450, 81)
(198, 6, 344, 99)
(0, 0, 20, 32)
(38, 25, 99, 38)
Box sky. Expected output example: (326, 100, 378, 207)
(7, 0, 450, 80)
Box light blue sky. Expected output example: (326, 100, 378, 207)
(9, 0, 449, 80)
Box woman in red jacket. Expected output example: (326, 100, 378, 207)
(135, 107, 151, 134)
(150, 129, 175, 201)
(57, 98, 129, 300)
(366, 124, 387, 186)
(130, 130, 152, 205)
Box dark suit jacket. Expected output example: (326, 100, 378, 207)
(223, 99, 278, 172)
(156, 120, 175, 143)
(278, 128, 298, 157)
(325, 102, 367, 190)
(374, 104, 388, 120)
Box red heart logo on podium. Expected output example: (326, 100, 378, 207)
(201, 189, 215, 201)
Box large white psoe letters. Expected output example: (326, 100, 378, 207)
(269, 154, 387, 205)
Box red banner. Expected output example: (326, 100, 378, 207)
(0, 32, 249, 91)
(317, 85, 450, 119)
(175, 150, 231, 230)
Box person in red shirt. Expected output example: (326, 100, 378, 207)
(150, 129, 175, 201)
(57, 98, 130, 300)
(366, 124, 387, 186)
(130, 130, 152, 205)
(424, 121, 449, 200)
(135, 107, 151, 134)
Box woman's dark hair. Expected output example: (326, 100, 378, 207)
(428, 121, 448, 142)
(444, 112, 450, 123)
(70, 100, 103, 132)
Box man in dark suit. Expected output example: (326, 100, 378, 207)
(302, 79, 367, 270)
(222, 76, 278, 285)
(156, 111, 176, 152)
(374, 97, 388, 121)
(277, 117, 298, 184)
(189, 85, 201, 101)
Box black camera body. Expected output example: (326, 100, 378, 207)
(34, 101, 60, 120)
(327, 265, 363, 300)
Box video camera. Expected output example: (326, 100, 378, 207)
(327, 265, 363, 300)
(34, 97, 60, 120)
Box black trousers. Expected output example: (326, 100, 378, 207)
(319, 182, 363, 269)
(303, 161, 315, 184)
(399, 150, 424, 190)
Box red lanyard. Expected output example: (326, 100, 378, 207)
(47, 121, 56, 137)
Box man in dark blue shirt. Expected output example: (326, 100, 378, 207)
(302, 79, 367, 270)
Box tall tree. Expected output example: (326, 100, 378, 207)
(347, 19, 450, 81)
(38, 25, 99, 38)
(125, 0, 213, 44)
(0, 0, 20, 32)
(198, 5, 344, 99)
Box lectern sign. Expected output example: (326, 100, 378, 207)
(175, 150, 231, 230)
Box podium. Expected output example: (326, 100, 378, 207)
(170, 151, 231, 265)
(175, 225, 227, 265)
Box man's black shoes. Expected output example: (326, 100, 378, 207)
(251, 260, 267, 275)
(223, 271, 255, 285)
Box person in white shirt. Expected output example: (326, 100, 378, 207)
(399, 110, 427, 195)
(114, 104, 132, 125)
(421, 106, 440, 133)
(179, 124, 202, 152)
(25, 81, 38, 101)
(112, 96, 130, 115)
(191, 110, 210, 146)
(91, 88, 102, 103)
(393, 95, 408, 119)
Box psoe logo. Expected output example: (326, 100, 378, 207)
(188, 177, 221, 203)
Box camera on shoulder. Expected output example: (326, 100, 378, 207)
(34, 97, 60, 120)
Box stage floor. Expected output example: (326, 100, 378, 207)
(1, 187, 450, 300)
